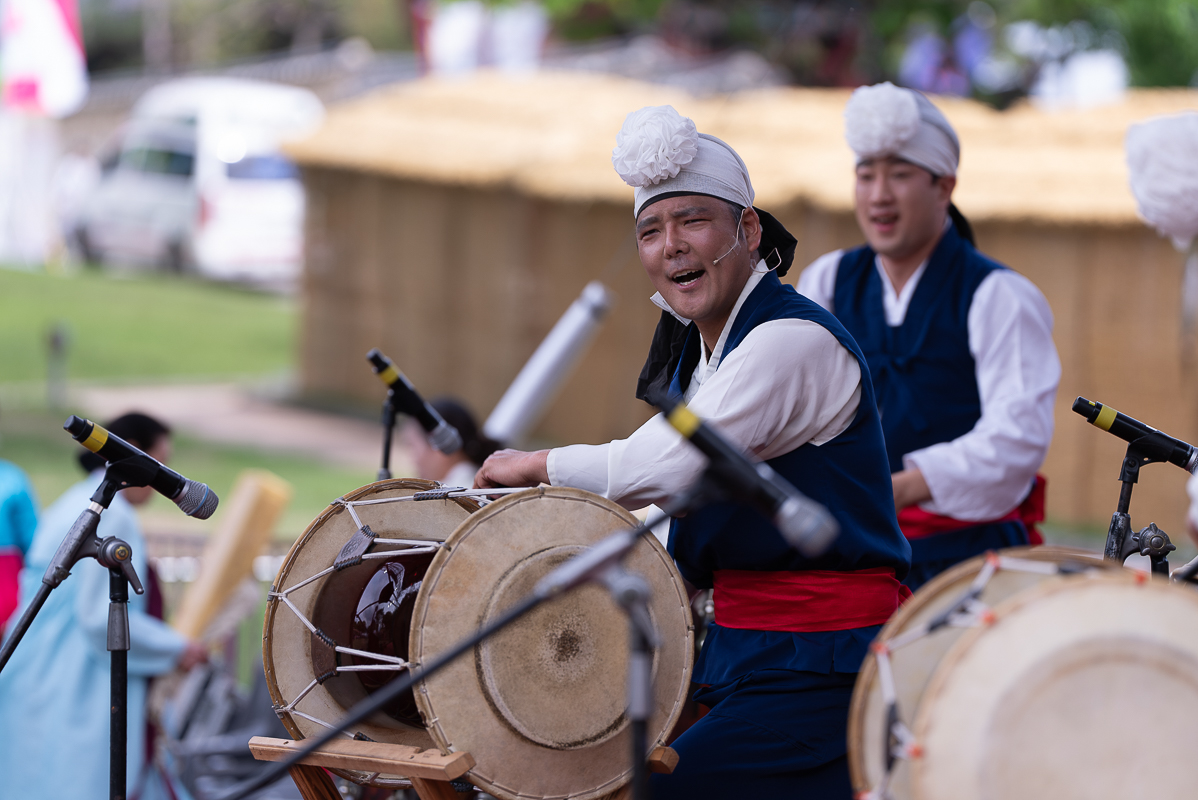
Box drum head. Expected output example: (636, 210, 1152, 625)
(263, 479, 479, 786)
(848, 546, 1110, 799)
(913, 572, 1198, 800)
(411, 487, 693, 800)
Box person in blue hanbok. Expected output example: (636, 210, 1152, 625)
(0, 458, 39, 630)
(0, 413, 206, 800)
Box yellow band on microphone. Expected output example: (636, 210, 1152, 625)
(377, 364, 399, 386)
(667, 405, 701, 438)
(82, 424, 109, 453)
(1094, 404, 1117, 431)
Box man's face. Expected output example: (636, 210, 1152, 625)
(854, 157, 955, 262)
(635, 196, 758, 334)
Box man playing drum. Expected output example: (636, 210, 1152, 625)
(797, 83, 1061, 590)
(476, 106, 910, 798)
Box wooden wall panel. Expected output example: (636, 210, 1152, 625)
(300, 168, 1195, 534)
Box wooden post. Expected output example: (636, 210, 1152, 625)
(172, 470, 292, 639)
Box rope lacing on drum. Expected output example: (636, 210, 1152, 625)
(266, 494, 463, 765)
(861, 553, 1096, 800)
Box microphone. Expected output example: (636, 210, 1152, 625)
(1073, 397, 1198, 473)
(650, 391, 839, 556)
(366, 349, 463, 455)
(64, 416, 220, 519)
(483, 281, 613, 446)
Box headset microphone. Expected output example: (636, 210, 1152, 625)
(711, 210, 745, 266)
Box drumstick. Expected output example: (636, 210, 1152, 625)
(172, 470, 292, 641)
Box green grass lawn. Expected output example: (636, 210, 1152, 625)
(0, 408, 375, 540)
(0, 267, 295, 384)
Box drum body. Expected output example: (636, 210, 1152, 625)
(848, 546, 1109, 799)
(264, 481, 693, 799)
(912, 572, 1198, 800)
(850, 546, 1198, 800)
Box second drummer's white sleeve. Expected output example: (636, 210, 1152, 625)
(547, 318, 861, 510)
(903, 270, 1060, 520)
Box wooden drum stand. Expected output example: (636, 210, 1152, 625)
(248, 736, 678, 800)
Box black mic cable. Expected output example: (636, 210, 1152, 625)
(64, 416, 220, 519)
(1072, 397, 1198, 473)
(650, 390, 839, 556)
(366, 349, 463, 455)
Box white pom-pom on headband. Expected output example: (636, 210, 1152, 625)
(612, 105, 755, 217)
(1126, 112, 1198, 250)
(844, 82, 960, 178)
(844, 82, 920, 158)
(612, 106, 700, 189)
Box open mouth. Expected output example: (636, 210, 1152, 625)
(872, 213, 898, 228)
(671, 269, 705, 286)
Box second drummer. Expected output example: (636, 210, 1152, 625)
(476, 106, 910, 798)
(797, 83, 1061, 590)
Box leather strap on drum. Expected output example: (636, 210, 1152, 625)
(713, 568, 911, 632)
(334, 524, 377, 570)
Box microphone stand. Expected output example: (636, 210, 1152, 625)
(377, 389, 398, 481)
(0, 457, 149, 800)
(217, 480, 715, 800)
(1102, 442, 1178, 576)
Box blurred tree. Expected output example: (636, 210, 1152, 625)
(1010, 0, 1198, 86)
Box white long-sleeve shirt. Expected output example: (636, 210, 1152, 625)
(548, 269, 863, 509)
(796, 249, 1060, 521)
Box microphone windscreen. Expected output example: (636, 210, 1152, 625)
(177, 480, 220, 519)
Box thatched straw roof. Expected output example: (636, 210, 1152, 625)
(287, 71, 1198, 226)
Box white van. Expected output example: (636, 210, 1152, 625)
(74, 77, 324, 286)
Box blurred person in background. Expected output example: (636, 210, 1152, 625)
(401, 397, 501, 487)
(0, 412, 206, 800)
(798, 83, 1059, 591)
(0, 453, 38, 632)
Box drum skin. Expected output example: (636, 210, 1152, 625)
(265, 482, 694, 798)
(847, 546, 1110, 799)
(913, 572, 1198, 800)
(411, 487, 694, 800)
(263, 479, 480, 786)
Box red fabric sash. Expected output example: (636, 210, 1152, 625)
(712, 568, 912, 633)
(898, 474, 1046, 545)
(0, 551, 23, 633)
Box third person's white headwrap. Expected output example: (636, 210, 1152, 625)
(844, 82, 960, 177)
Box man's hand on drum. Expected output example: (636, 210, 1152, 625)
(475, 449, 550, 490)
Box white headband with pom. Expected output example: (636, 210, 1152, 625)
(844, 82, 960, 177)
(1126, 112, 1198, 251)
(612, 105, 754, 217)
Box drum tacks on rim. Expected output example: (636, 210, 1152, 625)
(849, 546, 1198, 800)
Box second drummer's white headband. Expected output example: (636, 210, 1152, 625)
(844, 82, 960, 178)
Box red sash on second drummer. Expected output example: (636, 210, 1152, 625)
(713, 567, 912, 632)
(898, 474, 1046, 545)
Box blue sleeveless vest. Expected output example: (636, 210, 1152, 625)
(831, 224, 1028, 581)
(667, 271, 910, 686)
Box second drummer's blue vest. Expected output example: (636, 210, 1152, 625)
(666, 271, 910, 686)
(831, 223, 1029, 579)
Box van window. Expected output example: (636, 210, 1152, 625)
(120, 146, 194, 177)
(226, 154, 299, 180)
(144, 149, 195, 177)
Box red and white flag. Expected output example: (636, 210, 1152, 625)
(0, 0, 87, 118)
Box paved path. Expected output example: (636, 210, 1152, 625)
(77, 382, 395, 472)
